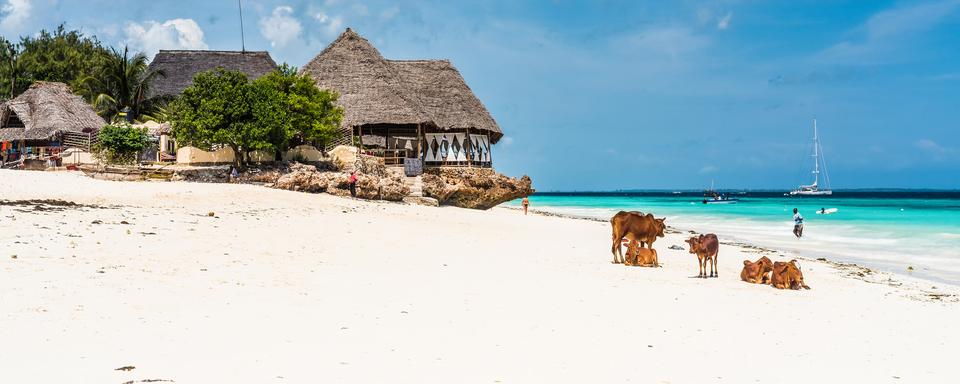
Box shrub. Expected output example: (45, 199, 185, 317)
(93, 122, 149, 164)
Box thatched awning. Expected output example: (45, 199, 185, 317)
(300, 28, 503, 143)
(147, 50, 278, 98)
(0, 127, 25, 141)
(0, 82, 105, 141)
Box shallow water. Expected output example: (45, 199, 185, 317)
(508, 191, 960, 285)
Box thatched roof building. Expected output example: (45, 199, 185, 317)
(147, 50, 278, 98)
(300, 28, 502, 167)
(390, 59, 501, 139)
(0, 81, 105, 142)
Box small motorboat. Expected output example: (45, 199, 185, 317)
(702, 188, 739, 204)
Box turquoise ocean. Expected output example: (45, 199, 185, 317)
(508, 191, 960, 285)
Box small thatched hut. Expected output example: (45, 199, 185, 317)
(146, 50, 278, 98)
(300, 28, 502, 168)
(0, 81, 105, 164)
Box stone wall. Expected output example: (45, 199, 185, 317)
(176, 146, 236, 165)
(176, 145, 332, 166)
(283, 145, 325, 162)
(61, 148, 97, 165)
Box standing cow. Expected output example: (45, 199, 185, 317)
(685, 234, 719, 278)
(609, 211, 666, 264)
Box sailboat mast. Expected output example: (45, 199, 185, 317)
(812, 119, 819, 187)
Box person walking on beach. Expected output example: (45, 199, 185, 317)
(349, 171, 358, 198)
(792, 208, 804, 238)
(522, 196, 530, 215)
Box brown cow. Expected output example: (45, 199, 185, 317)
(610, 211, 666, 264)
(771, 260, 811, 290)
(624, 239, 659, 267)
(685, 234, 719, 278)
(740, 256, 773, 284)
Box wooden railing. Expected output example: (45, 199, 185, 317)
(364, 148, 412, 166)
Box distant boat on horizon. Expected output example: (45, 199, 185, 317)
(703, 180, 740, 204)
(789, 119, 832, 196)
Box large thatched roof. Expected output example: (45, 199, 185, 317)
(0, 82, 105, 141)
(300, 28, 502, 142)
(299, 29, 429, 128)
(147, 50, 278, 98)
(390, 60, 502, 141)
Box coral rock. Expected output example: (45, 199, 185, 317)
(422, 168, 534, 210)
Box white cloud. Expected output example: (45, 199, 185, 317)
(622, 27, 709, 60)
(717, 12, 732, 30)
(314, 11, 344, 36)
(124, 19, 208, 57)
(260, 6, 302, 48)
(352, 4, 368, 16)
(698, 165, 719, 174)
(0, 0, 31, 33)
(500, 136, 514, 146)
(822, 0, 960, 62)
(864, 0, 960, 39)
(915, 139, 946, 152)
(914, 139, 956, 160)
(380, 6, 399, 21)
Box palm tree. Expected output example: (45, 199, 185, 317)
(0, 37, 25, 99)
(84, 46, 165, 122)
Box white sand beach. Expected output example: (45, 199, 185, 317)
(1, 169, 957, 383)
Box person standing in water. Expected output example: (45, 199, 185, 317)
(522, 196, 530, 215)
(792, 208, 804, 238)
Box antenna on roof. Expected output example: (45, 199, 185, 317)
(238, 0, 246, 52)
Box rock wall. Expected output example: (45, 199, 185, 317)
(422, 168, 534, 210)
(272, 163, 409, 201)
(171, 167, 230, 183)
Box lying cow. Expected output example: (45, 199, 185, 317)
(771, 260, 811, 290)
(741, 256, 774, 284)
(685, 234, 719, 278)
(609, 211, 666, 264)
(624, 239, 659, 267)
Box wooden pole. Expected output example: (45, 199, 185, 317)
(416, 123, 422, 161)
(466, 128, 472, 167)
(357, 125, 363, 153)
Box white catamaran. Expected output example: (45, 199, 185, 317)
(789, 119, 832, 196)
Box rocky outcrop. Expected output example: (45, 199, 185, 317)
(422, 168, 534, 210)
(170, 159, 531, 209)
(171, 167, 230, 183)
(272, 162, 409, 201)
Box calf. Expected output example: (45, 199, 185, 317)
(685, 234, 719, 278)
(771, 260, 811, 290)
(624, 239, 659, 267)
(741, 256, 774, 284)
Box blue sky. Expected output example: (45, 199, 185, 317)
(2, 0, 959, 190)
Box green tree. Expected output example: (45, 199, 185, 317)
(84, 46, 166, 121)
(254, 64, 343, 157)
(170, 69, 287, 169)
(0, 36, 24, 100)
(15, 24, 111, 99)
(93, 122, 150, 165)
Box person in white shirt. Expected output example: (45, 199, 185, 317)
(792, 208, 804, 238)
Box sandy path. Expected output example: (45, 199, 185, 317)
(1, 170, 956, 383)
